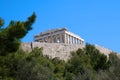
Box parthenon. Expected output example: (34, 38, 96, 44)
(34, 28, 84, 45)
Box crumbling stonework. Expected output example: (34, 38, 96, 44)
(34, 28, 84, 44)
(21, 42, 112, 61)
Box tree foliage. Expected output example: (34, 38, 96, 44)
(0, 13, 36, 56)
(1, 43, 120, 80)
(85, 43, 111, 71)
(0, 17, 4, 28)
(0, 13, 36, 80)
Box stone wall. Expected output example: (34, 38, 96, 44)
(21, 42, 112, 61)
(21, 42, 84, 61)
(95, 44, 112, 57)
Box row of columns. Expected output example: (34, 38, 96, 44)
(36, 33, 84, 45)
(65, 33, 83, 44)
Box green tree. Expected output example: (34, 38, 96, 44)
(0, 13, 36, 80)
(0, 17, 4, 30)
(85, 43, 110, 71)
(0, 13, 36, 56)
(108, 52, 120, 80)
(16, 48, 56, 80)
(52, 57, 65, 80)
(64, 48, 93, 80)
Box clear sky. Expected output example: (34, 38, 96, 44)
(1, 0, 120, 53)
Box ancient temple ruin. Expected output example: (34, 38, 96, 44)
(34, 28, 84, 44)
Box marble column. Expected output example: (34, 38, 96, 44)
(77, 39, 79, 44)
(64, 33, 66, 43)
(80, 40, 82, 44)
(72, 36, 74, 44)
(75, 38, 77, 44)
(54, 35, 57, 43)
(65, 34, 68, 44)
(76, 38, 78, 44)
(57, 34, 60, 43)
(60, 34, 62, 43)
(68, 35, 70, 44)
(61, 34, 63, 43)
(72, 37, 74, 44)
(74, 38, 75, 44)
(78, 39, 80, 44)
(69, 35, 71, 44)
(67, 35, 69, 44)
(79, 40, 81, 44)
(52, 36, 54, 43)
(82, 41, 84, 45)
(74, 37, 75, 44)
(76, 38, 77, 44)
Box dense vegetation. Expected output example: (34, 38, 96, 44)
(0, 14, 120, 80)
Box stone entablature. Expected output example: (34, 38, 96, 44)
(34, 28, 84, 44)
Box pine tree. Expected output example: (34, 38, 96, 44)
(0, 13, 36, 56)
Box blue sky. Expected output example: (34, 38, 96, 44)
(1, 0, 120, 52)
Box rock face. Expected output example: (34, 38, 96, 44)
(21, 42, 112, 61)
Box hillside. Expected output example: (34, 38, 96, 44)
(18, 43, 120, 80)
